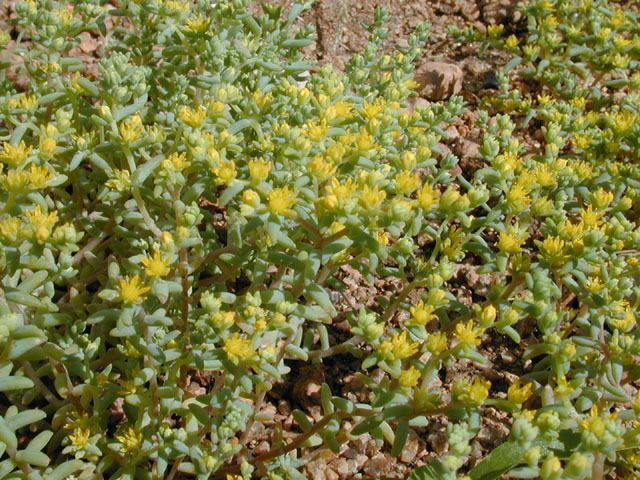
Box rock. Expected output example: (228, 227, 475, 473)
(351, 434, 372, 455)
(244, 420, 266, 444)
(458, 139, 480, 161)
(342, 447, 358, 459)
(404, 96, 430, 115)
(306, 459, 337, 480)
(363, 453, 394, 478)
(483, 70, 500, 90)
(399, 429, 424, 463)
(436, 0, 458, 15)
(427, 427, 449, 455)
(414, 62, 463, 101)
(293, 364, 325, 409)
(355, 454, 369, 469)
(481, 0, 524, 24)
(277, 399, 291, 416)
(253, 440, 270, 456)
(434, 142, 452, 161)
(329, 457, 359, 480)
(461, 1, 481, 21)
(443, 125, 460, 141)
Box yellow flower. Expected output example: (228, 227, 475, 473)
(69, 428, 90, 448)
(487, 24, 504, 37)
(441, 225, 465, 260)
(0, 141, 32, 166)
(399, 366, 421, 388)
(579, 405, 613, 438)
(611, 110, 636, 132)
(17, 94, 37, 111)
(252, 90, 274, 110)
(184, 13, 211, 34)
(0, 217, 24, 243)
(241, 189, 260, 207)
(580, 205, 603, 228)
(554, 375, 574, 397)
(417, 183, 439, 210)
(324, 100, 354, 123)
(117, 275, 150, 304)
(455, 320, 484, 349)
(532, 196, 553, 216)
(64, 411, 91, 432)
(508, 378, 533, 404)
(212, 159, 237, 185)
(497, 226, 527, 254)
(326, 141, 346, 164)
(162, 152, 191, 172)
(394, 171, 421, 194)
(268, 186, 297, 216)
(478, 305, 497, 327)
(408, 301, 435, 326)
(506, 182, 531, 213)
(379, 331, 419, 361)
(355, 131, 377, 152)
(522, 44, 540, 59)
(141, 250, 171, 277)
(114, 426, 144, 454)
(308, 156, 336, 181)
(541, 14, 558, 30)
(26, 164, 53, 189)
(454, 377, 491, 406)
(25, 206, 58, 243)
(537, 94, 553, 106)
(106, 169, 132, 192)
(207, 99, 226, 116)
(375, 231, 389, 246)
(39, 137, 57, 157)
(303, 119, 329, 142)
(360, 98, 385, 120)
(611, 306, 636, 332)
(505, 35, 519, 48)
(426, 331, 448, 355)
(119, 115, 143, 143)
(538, 235, 566, 265)
(359, 185, 386, 209)
(613, 34, 632, 49)
(534, 164, 556, 188)
(210, 311, 235, 330)
(223, 333, 255, 364)
(324, 177, 356, 211)
(497, 152, 521, 172)
(0, 169, 30, 192)
(248, 158, 272, 184)
(179, 105, 206, 128)
(591, 188, 613, 210)
(467, 377, 491, 405)
(439, 187, 462, 210)
(540, 455, 562, 478)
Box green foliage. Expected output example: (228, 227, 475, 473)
(0, 0, 639, 478)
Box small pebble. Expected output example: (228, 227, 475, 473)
(483, 70, 500, 90)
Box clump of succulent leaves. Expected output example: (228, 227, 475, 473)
(0, 0, 639, 479)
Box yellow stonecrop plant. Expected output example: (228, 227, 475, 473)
(0, 0, 639, 479)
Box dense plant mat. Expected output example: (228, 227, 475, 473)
(0, 0, 640, 479)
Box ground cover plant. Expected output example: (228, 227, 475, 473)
(0, 0, 640, 478)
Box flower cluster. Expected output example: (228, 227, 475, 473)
(0, 0, 639, 478)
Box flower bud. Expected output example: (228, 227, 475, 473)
(479, 305, 497, 326)
(98, 105, 112, 122)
